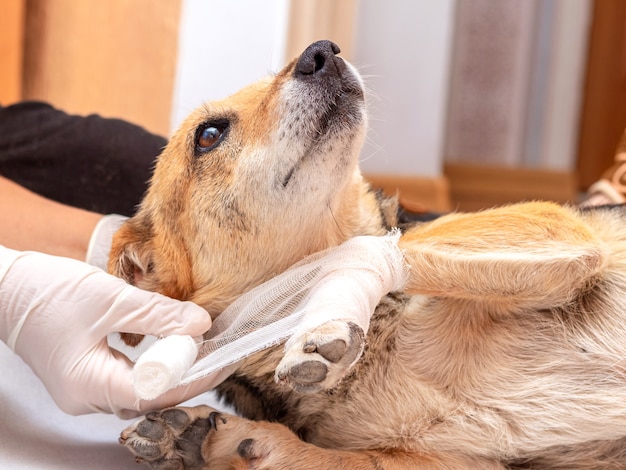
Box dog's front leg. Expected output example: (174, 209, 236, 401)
(274, 319, 364, 393)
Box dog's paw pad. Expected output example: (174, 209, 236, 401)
(120, 407, 212, 469)
(312, 338, 348, 362)
(237, 438, 257, 459)
(276, 321, 364, 392)
(287, 360, 329, 384)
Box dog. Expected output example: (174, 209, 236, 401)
(113, 40, 626, 469)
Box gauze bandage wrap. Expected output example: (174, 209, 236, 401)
(132, 231, 408, 399)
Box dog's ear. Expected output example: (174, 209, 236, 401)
(400, 202, 607, 310)
(107, 218, 157, 347)
(108, 217, 154, 287)
(109, 215, 194, 300)
(108, 215, 195, 346)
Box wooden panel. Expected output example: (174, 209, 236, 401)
(0, 0, 25, 103)
(286, 0, 357, 62)
(364, 174, 451, 214)
(576, 0, 626, 190)
(444, 163, 578, 212)
(22, 0, 182, 136)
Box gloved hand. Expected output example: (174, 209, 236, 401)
(0, 245, 213, 418)
(86, 213, 128, 270)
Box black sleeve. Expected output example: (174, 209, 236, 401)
(0, 101, 167, 216)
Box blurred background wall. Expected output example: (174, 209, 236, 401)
(2, 0, 624, 212)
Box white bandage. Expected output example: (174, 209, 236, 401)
(131, 231, 408, 397)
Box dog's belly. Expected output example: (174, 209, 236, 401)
(216, 288, 626, 461)
(392, 294, 626, 458)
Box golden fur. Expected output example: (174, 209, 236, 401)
(115, 41, 626, 469)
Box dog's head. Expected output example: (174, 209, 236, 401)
(110, 41, 384, 314)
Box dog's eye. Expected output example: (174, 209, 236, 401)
(195, 120, 229, 153)
(199, 126, 221, 147)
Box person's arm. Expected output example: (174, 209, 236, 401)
(0, 175, 102, 260)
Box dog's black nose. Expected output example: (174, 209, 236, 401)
(294, 40, 345, 79)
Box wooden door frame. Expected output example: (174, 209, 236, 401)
(0, 0, 25, 104)
(576, 0, 626, 190)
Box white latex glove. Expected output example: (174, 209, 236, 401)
(86, 213, 128, 270)
(0, 245, 213, 418)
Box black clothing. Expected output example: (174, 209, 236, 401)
(0, 101, 166, 216)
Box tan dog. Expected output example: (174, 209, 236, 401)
(114, 41, 626, 469)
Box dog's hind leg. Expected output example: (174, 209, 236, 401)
(120, 406, 507, 470)
(399, 201, 606, 311)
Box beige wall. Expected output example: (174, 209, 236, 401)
(11, 0, 353, 136)
(21, 0, 181, 136)
(286, 0, 357, 63)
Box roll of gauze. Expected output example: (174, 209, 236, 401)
(133, 335, 198, 400)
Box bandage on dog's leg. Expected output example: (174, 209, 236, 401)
(131, 232, 407, 398)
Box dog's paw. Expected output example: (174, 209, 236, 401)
(275, 320, 364, 392)
(119, 406, 215, 469)
(121, 406, 307, 470)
